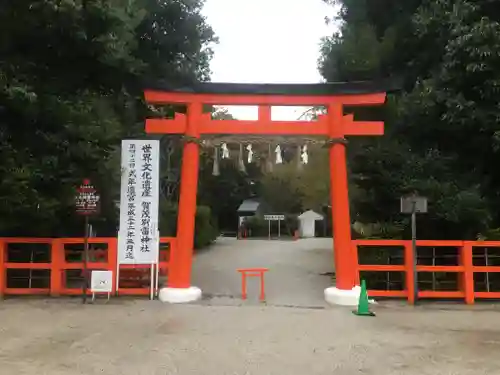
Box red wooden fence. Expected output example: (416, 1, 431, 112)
(1, 237, 500, 304)
(354, 240, 500, 304)
(0, 237, 175, 297)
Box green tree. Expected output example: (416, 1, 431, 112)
(259, 163, 304, 214)
(0, 0, 216, 237)
(319, 0, 499, 239)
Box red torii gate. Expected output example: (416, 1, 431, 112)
(144, 82, 387, 305)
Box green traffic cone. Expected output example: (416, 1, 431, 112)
(352, 280, 375, 317)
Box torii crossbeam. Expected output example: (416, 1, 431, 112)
(144, 81, 389, 305)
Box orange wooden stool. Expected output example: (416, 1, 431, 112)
(237, 268, 269, 301)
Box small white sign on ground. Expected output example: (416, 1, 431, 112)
(91, 270, 113, 292)
(90, 270, 113, 301)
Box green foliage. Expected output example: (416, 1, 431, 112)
(194, 205, 218, 249)
(255, 145, 331, 216)
(479, 227, 500, 241)
(319, 0, 500, 240)
(0, 0, 216, 240)
(352, 221, 406, 240)
(158, 201, 217, 249)
(283, 215, 299, 235)
(319, 24, 396, 81)
(244, 217, 268, 237)
(198, 156, 261, 232)
(259, 166, 304, 214)
(158, 199, 177, 237)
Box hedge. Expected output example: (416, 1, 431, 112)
(158, 201, 218, 249)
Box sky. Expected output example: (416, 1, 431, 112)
(202, 0, 337, 120)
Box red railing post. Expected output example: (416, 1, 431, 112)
(50, 239, 63, 296)
(404, 241, 415, 305)
(461, 242, 474, 305)
(240, 271, 247, 300)
(108, 237, 118, 293)
(352, 241, 360, 286)
(0, 239, 5, 297)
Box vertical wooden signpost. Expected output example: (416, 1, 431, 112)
(75, 179, 100, 304)
(264, 214, 285, 240)
(401, 194, 428, 304)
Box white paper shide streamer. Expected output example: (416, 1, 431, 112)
(301, 145, 308, 165)
(221, 143, 230, 159)
(275, 145, 283, 164)
(246, 144, 253, 163)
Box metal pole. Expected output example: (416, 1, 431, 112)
(115, 266, 120, 297)
(386, 255, 390, 291)
(28, 249, 34, 289)
(155, 232, 160, 297)
(150, 263, 154, 300)
(278, 219, 281, 239)
(411, 205, 418, 304)
(432, 246, 436, 291)
(155, 262, 160, 297)
(268, 219, 271, 240)
(83, 215, 90, 304)
(485, 247, 490, 292)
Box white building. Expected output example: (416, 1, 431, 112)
(298, 210, 324, 238)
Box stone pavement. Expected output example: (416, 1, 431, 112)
(191, 237, 334, 307)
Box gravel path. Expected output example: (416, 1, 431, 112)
(1, 299, 500, 375)
(192, 237, 334, 307)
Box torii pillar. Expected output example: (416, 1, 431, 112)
(324, 103, 358, 305)
(144, 82, 387, 305)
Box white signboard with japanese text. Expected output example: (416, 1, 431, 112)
(264, 214, 285, 221)
(117, 140, 160, 265)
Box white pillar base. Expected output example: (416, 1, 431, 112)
(158, 286, 202, 304)
(324, 285, 361, 306)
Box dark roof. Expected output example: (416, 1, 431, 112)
(237, 199, 261, 213)
(144, 78, 401, 96)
